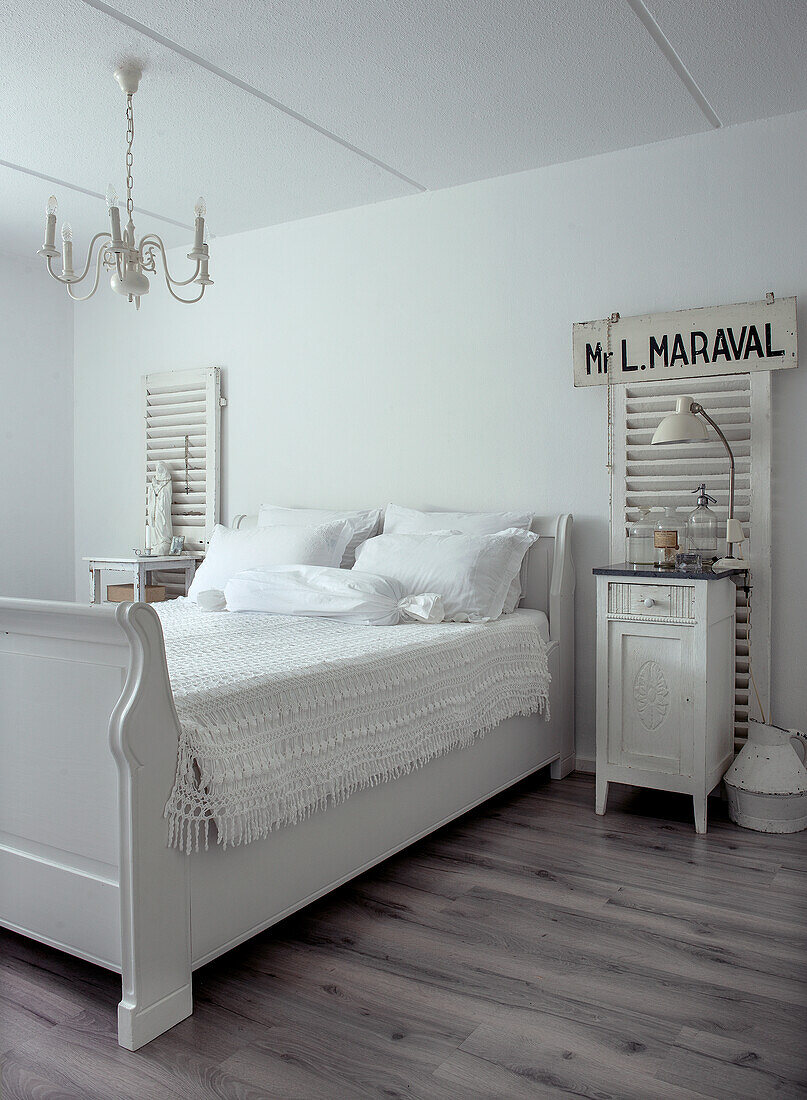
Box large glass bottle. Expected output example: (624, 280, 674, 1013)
(687, 484, 718, 563)
(654, 506, 685, 569)
(627, 508, 655, 567)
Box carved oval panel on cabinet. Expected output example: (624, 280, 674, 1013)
(633, 660, 670, 731)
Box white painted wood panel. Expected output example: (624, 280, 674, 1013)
(143, 367, 222, 560)
(607, 620, 695, 776)
(609, 374, 771, 741)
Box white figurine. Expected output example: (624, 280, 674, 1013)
(147, 461, 173, 555)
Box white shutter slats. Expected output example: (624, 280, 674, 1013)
(143, 367, 221, 557)
(146, 427, 206, 441)
(610, 373, 771, 745)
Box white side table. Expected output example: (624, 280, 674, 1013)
(594, 563, 744, 833)
(84, 554, 202, 604)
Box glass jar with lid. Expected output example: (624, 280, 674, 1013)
(654, 506, 685, 569)
(627, 508, 655, 567)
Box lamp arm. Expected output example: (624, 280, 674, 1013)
(692, 401, 737, 557)
(692, 403, 734, 521)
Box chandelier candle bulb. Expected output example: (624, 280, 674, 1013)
(41, 195, 58, 253)
(60, 222, 73, 276)
(193, 198, 206, 251)
(106, 184, 122, 246)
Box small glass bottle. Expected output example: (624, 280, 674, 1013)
(627, 508, 654, 567)
(687, 484, 718, 564)
(654, 506, 684, 569)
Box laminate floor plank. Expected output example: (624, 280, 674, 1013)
(212, 939, 481, 1057)
(654, 1026, 807, 1099)
(439, 1006, 701, 1100)
(269, 880, 798, 1053)
(2, 771, 805, 1099)
(443, 884, 807, 1001)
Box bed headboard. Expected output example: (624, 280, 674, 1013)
(231, 512, 574, 643)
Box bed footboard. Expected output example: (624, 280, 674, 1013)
(0, 598, 191, 1051)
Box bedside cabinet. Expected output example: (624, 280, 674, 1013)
(594, 564, 742, 833)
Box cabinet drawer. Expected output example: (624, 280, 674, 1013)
(608, 582, 694, 620)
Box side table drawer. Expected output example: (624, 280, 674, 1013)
(608, 582, 694, 621)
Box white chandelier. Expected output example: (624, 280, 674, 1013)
(38, 64, 212, 308)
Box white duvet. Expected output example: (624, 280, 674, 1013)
(157, 600, 551, 850)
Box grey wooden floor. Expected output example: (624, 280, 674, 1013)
(1, 772, 806, 1099)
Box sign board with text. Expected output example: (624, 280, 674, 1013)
(572, 296, 797, 387)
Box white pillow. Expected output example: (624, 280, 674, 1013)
(224, 565, 444, 625)
(187, 521, 350, 602)
(353, 528, 538, 623)
(383, 504, 534, 612)
(257, 504, 383, 568)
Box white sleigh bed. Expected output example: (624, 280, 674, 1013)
(0, 513, 574, 1050)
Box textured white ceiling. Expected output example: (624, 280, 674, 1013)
(1, 0, 804, 263)
(643, 0, 807, 126)
(93, 0, 711, 187)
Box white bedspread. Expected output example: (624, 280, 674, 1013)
(157, 601, 551, 850)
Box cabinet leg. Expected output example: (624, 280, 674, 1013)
(693, 794, 708, 834)
(595, 776, 609, 816)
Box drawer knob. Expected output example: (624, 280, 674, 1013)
(643, 597, 655, 608)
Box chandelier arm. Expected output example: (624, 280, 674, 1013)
(65, 244, 108, 302)
(45, 254, 71, 284)
(45, 233, 111, 285)
(164, 279, 206, 304)
(74, 233, 113, 283)
(139, 234, 202, 286)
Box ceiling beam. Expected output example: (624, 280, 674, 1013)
(625, 0, 722, 129)
(80, 0, 428, 193)
(0, 158, 194, 231)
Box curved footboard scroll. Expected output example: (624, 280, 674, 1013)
(0, 598, 191, 1051)
(110, 602, 192, 1050)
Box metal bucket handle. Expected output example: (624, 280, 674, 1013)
(790, 730, 807, 766)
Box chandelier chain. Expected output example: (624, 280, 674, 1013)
(125, 93, 135, 222)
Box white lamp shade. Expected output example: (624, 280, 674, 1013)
(651, 396, 709, 445)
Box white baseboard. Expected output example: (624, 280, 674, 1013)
(575, 754, 596, 774)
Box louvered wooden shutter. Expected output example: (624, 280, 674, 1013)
(609, 374, 771, 744)
(143, 367, 222, 578)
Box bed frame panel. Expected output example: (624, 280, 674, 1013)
(0, 514, 574, 1049)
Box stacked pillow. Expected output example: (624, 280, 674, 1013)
(257, 504, 382, 568)
(187, 521, 350, 602)
(381, 505, 535, 614)
(354, 526, 537, 623)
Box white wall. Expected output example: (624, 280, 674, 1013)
(74, 109, 807, 757)
(0, 251, 74, 599)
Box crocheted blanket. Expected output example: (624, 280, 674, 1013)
(157, 602, 551, 850)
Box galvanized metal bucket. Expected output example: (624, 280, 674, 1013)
(724, 720, 807, 833)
